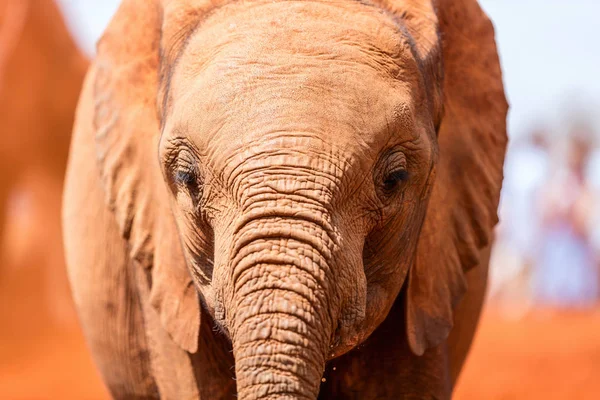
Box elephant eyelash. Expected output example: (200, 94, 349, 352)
(383, 169, 409, 188)
(375, 149, 409, 199)
(381, 168, 409, 197)
(175, 168, 197, 186)
(165, 145, 200, 187)
(172, 163, 203, 205)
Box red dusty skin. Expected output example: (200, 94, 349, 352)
(226, 209, 338, 400)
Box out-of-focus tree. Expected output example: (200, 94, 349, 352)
(488, 128, 551, 315)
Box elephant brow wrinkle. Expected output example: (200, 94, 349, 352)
(159, 0, 423, 122)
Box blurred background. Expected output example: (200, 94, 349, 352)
(1, 0, 599, 398)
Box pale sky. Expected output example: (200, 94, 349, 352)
(57, 0, 600, 139)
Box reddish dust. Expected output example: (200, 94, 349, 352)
(2, 293, 600, 399)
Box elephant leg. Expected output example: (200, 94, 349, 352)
(35, 174, 72, 324)
(0, 171, 19, 285)
(447, 242, 491, 387)
(0, 172, 12, 264)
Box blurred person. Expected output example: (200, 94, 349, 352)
(583, 145, 600, 287)
(0, 0, 87, 331)
(488, 128, 550, 314)
(533, 130, 599, 308)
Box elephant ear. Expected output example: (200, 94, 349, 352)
(395, 0, 509, 355)
(92, 0, 202, 353)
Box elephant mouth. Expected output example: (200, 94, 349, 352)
(327, 326, 367, 359)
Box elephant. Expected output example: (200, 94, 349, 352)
(0, 0, 87, 321)
(63, 0, 508, 399)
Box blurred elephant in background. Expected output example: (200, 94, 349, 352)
(64, 0, 507, 399)
(0, 0, 87, 325)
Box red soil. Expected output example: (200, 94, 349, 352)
(455, 308, 600, 400)
(0, 272, 109, 400)
(1, 300, 599, 399)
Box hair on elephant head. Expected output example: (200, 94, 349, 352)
(90, 0, 507, 398)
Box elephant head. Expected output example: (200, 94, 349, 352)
(88, 0, 507, 398)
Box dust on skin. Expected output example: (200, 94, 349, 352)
(63, 0, 507, 398)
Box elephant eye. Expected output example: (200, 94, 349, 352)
(382, 168, 409, 194)
(377, 149, 409, 198)
(175, 168, 197, 187)
(171, 155, 203, 204)
(383, 169, 409, 192)
(174, 166, 202, 199)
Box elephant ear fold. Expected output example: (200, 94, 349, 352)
(92, 0, 200, 353)
(406, 0, 508, 356)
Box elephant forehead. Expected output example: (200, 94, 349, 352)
(166, 19, 422, 154)
(173, 0, 413, 72)
(167, 63, 418, 171)
(166, 0, 423, 123)
(162, 0, 429, 184)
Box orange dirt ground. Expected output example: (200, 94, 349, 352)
(1, 294, 599, 399)
(455, 307, 600, 400)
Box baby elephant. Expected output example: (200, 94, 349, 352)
(63, 0, 507, 399)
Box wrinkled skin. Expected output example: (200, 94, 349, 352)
(0, 0, 87, 317)
(63, 0, 507, 399)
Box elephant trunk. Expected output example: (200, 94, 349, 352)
(227, 210, 337, 399)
